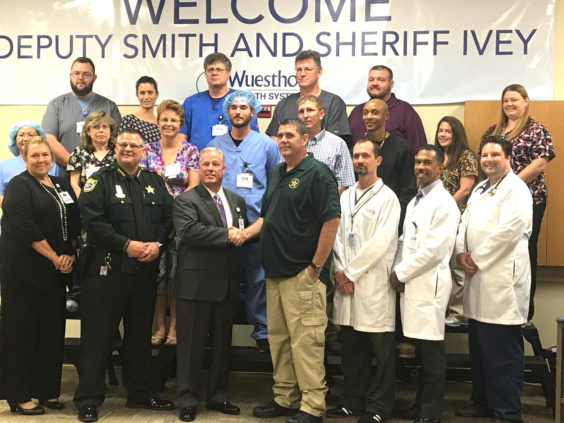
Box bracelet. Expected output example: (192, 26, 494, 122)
(123, 239, 131, 252)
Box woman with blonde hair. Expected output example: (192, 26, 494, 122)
(0, 137, 80, 414)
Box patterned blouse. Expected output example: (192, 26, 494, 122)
(118, 114, 161, 144)
(67, 146, 116, 187)
(483, 120, 555, 204)
(440, 148, 478, 212)
(140, 139, 199, 197)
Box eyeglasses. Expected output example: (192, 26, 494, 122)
(71, 71, 94, 79)
(116, 141, 144, 150)
(205, 67, 227, 74)
(295, 67, 317, 74)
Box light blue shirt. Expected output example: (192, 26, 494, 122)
(0, 155, 58, 195)
(208, 130, 281, 223)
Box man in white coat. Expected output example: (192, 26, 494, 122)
(390, 145, 460, 423)
(454, 136, 532, 422)
(328, 138, 400, 423)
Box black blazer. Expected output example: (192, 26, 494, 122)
(0, 171, 80, 290)
(173, 183, 247, 302)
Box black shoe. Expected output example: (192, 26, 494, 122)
(359, 413, 384, 423)
(454, 402, 494, 418)
(179, 406, 197, 422)
(253, 399, 299, 418)
(287, 410, 323, 423)
(326, 405, 359, 417)
(413, 418, 441, 423)
(8, 402, 45, 416)
(126, 396, 175, 410)
(78, 405, 98, 422)
(206, 400, 240, 415)
(398, 404, 418, 419)
(256, 338, 270, 353)
(39, 399, 65, 409)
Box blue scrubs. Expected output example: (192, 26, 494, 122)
(179, 90, 259, 151)
(208, 130, 281, 340)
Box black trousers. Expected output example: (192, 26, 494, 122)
(468, 319, 523, 422)
(176, 296, 234, 407)
(527, 202, 545, 320)
(73, 270, 157, 408)
(0, 272, 66, 402)
(340, 326, 395, 418)
(413, 339, 445, 419)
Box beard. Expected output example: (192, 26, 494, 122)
(231, 115, 252, 128)
(367, 87, 391, 100)
(71, 80, 94, 97)
(354, 166, 368, 175)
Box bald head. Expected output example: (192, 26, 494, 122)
(362, 99, 389, 132)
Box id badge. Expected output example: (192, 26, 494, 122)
(406, 235, 418, 252)
(59, 191, 75, 204)
(86, 166, 101, 178)
(99, 265, 108, 276)
(76, 121, 85, 133)
(236, 172, 253, 188)
(164, 162, 181, 178)
(212, 124, 228, 136)
(238, 217, 245, 230)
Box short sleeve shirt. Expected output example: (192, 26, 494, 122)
(439, 148, 478, 212)
(266, 90, 351, 139)
(483, 120, 555, 204)
(67, 146, 116, 187)
(260, 154, 341, 278)
(140, 140, 199, 197)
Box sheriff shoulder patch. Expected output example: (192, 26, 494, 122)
(83, 178, 98, 192)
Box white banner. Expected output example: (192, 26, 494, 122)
(0, 0, 555, 105)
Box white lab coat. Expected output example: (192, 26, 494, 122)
(333, 179, 400, 332)
(394, 181, 460, 341)
(455, 170, 532, 325)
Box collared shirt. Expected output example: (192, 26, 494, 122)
(418, 179, 441, 199)
(348, 93, 427, 152)
(203, 185, 233, 227)
(306, 129, 355, 188)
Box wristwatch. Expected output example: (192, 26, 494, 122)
(156, 242, 163, 249)
(309, 262, 323, 273)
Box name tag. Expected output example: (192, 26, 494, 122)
(212, 124, 228, 136)
(86, 166, 101, 178)
(238, 217, 245, 230)
(236, 172, 253, 189)
(76, 121, 85, 133)
(59, 191, 74, 204)
(164, 162, 181, 178)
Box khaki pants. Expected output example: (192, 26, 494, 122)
(266, 268, 328, 416)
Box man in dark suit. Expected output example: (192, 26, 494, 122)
(173, 147, 247, 422)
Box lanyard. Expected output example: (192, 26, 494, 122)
(349, 182, 384, 225)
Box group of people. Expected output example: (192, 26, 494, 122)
(0, 48, 555, 423)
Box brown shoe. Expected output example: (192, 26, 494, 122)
(454, 402, 494, 418)
(397, 342, 416, 358)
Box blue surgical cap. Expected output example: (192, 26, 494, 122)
(8, 121, 46, 156)
(222, 90, 262, 118)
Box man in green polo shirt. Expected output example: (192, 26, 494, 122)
(243, 119, 341, 423)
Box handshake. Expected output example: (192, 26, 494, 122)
(228, 226, 247, 246)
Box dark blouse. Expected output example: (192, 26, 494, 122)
(118, 114, 161, 144)
(0, 172, 80, 289)
(483, 119, 555, 204)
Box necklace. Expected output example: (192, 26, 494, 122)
(40, 176, 69, 241)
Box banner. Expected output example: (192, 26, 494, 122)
(0, 0, 555, 105)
